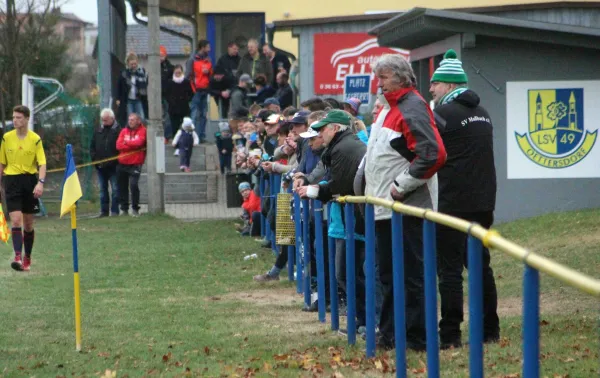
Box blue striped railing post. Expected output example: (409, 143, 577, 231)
(344, 202, 357, 345)
(259, 172, 265, 237)
(314, 199, 326, 323)
(271, 174, 281, 256)
(294, 193, 303, 293)
(391, 212, 407, 378)
(328, 203, 339, 331)
(287, 186, 295, 282)
(423, 220, 440, 378)
(523, 265, 540, 378)
(468, 235, 484, 378)
(265, 174, 272, 243)
(302, 199, 311, 308)
(364, 203, 376, 358)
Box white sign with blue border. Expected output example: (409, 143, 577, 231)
(343, 74, 371, 103)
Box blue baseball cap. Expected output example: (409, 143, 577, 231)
(263, 98, 280, 107)
(289, 110, 310, 125)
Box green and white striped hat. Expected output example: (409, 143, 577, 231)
(430, 49, 468, 84)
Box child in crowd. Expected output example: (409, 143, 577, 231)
(215, 121, 234, 174)
(172, 117, 199, 172)
(235, 182, 261, 236)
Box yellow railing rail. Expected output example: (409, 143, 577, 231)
(337, 195, 600, 298)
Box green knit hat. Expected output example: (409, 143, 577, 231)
(430, 49, 468, 84)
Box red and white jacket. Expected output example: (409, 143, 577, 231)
(364, 87, 446, 220)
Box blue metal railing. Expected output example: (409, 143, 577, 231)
(258, 175, 600, 378)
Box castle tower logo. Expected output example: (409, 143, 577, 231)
(516, 88, 597, 168)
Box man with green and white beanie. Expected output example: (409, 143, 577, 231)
(429, 49, 469, 106)
(430, 48, 501, 350)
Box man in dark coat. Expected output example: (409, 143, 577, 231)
(297, 109, 368, 327)
(90, 108, 122, 217)
(430, 49, 499, 349)
(263, 44, 292, 89)
(275, 72, 294, 109)
(213, 41, 240, 118)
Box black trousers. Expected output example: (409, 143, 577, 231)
(376, 216, 426, 348)
(169, 113, 185, 138)
(251, 211, 261, 236)
(436, 210, 499, 343)
(117, 164, 141, 212)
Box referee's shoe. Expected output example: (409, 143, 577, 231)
(11, 255, 23, 271)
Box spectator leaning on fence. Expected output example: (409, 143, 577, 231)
(365, 54, 447, 351)
(429, 49, 500, 349)
(0, 105, 46, 272)
(297, 109, 368, 322)
(116, 113, 147, 217)
(90, 108, 121, 217)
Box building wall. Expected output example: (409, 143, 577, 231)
(461, 36, 600, 222)
(295, 21, 386, 102)
(196, 0, 600, 56)
(56, 19, 86, 61)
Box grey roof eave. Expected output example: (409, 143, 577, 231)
(370, 7, 600, 50)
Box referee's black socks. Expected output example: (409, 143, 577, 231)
(12, 228, 22, 256)
(24, 230, 34, 256)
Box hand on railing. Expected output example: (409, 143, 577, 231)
(390, 185, 405, 201)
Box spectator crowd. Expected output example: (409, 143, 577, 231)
(102, 41, 500, 353)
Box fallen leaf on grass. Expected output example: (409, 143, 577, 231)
(100, 369, 117, 378)
(204, 346, 210, 355)
(273, 354, 289, 361)
(539, 320, 550, 326)
(162, 352, 171, 362)
(97, 352, 111, 358)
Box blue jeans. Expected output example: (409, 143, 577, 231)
(162, 98, 172, 139)
(127, 99, 145, 121)
(97, 166, 119, 215)
(191, 91, 208, 141)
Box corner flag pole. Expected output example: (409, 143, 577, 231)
(71, 205, 82, 352)
(61, 144, 83, 352)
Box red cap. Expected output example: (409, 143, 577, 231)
(159, 45, 167, 56)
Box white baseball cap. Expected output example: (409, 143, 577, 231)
(300, 128, 319, 139)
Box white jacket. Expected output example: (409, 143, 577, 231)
(364, 88, 447, 221)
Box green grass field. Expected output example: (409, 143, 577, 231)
(0, 206, 598, 377)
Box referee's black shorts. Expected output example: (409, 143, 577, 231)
(4, 174, 40, 214)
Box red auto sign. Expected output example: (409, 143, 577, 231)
(313, 33, 409, 95)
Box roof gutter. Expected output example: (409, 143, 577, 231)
(127, 0, 194, 46)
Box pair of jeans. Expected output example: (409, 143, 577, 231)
(96, 166, 119, 215)
(335, 238, 367, 327)
(180, 148, 192, 168)
(117, 164, 141, 212)
(127, 99, 145, 121)
(436, 211, 499, 343)
(376, 216, 426, 349)
(191, 91, 208, 141)
(219, 153, 232, 174)
(162, 98, 172, 139)
(336, 238, 385, 326)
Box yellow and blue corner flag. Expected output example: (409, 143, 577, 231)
(60, 144, 83, 217)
